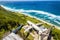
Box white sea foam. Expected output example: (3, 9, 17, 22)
(1, 5, 60, 25)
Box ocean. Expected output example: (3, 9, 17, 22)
(0, 1, 60, 27)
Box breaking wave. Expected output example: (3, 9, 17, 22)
(1, 5, 60, 26)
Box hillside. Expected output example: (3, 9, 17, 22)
(0, 6, 27, 39)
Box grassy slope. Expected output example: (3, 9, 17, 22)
(0, 6, 26, 39)
(0, 6, 34, 40)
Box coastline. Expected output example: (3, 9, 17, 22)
(20, 12, 60, 30)
(1, 5, 60, 30)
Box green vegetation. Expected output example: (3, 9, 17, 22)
(0, 6, 34, 40)
(0, 6, 26, 40)
(0, 6, 60, 40)
(52, 28, 60, 40)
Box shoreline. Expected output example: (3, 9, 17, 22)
(20, 12, 60, 30)
(1, 5, 60, 30)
